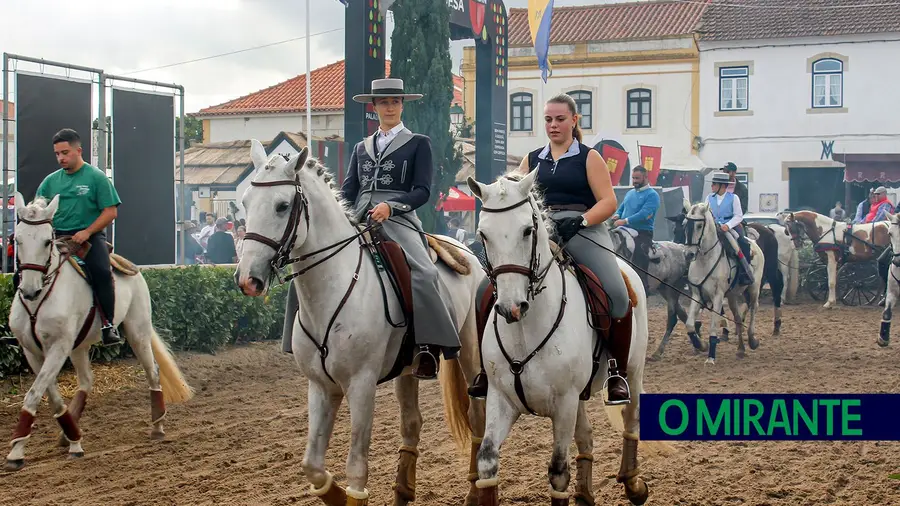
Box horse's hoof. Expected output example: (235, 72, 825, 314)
(68, 452, 84, 460)
(704, 358, 716, 365)
(736, 350, 746, 359)
(4, 459, 24, 472)
(647, 353, 662, 362)
(749, 337, 760, 350)
(150, 430, 165, 440)
(877, 338, 889, 348)
(624, 478, 649, 505)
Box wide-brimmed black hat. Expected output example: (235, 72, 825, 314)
(352, 78, 423, 103)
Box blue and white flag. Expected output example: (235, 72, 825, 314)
(528, 0, 555, 82)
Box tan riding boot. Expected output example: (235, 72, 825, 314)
(605, 302, 633, 405)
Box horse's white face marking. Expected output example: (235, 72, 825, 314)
(469, 170, 543, 314)
(237, 139, 305, 295)
(14, 192, 59, 298)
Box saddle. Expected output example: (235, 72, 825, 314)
(57, 239, 140, 279)
(359, 227, 472, 385)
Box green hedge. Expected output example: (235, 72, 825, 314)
(0, 266, 288, 378)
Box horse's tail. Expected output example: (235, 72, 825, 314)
(150, 328, 195, 404)
(439, 356, 472, 456)
(747, 223, 783, 306)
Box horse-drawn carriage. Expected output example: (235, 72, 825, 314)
(785, 212, 887, 307)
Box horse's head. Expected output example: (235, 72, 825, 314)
(468, 169, 549, 323)
(887, 212, 900, 266)
(236, 139, 311, 296)
(781, 212, 807, 248)
(14, 192, 60, 300)
(683, 202, 715, 248)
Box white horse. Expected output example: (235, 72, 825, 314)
(682, 203, 764, 364)
(878, 212, 900, 347)
(6, 193, 193, 471)
(235, 141, 486, 506)
(467, 171, 650, 506)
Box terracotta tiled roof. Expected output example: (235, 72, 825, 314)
(453, 74, 464, 107)
(196, 59, 464, 117)
(698, 0, 900, 41)
(507, 1, 707, 46)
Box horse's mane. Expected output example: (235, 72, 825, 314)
(500, 171, 554, 236)
(298, 154, 351, 218)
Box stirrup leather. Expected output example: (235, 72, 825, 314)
(603, 358, 631, 405)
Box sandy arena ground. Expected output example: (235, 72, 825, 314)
(2, 296, 900, 505)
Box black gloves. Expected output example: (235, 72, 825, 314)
(554, 216, 585, 242)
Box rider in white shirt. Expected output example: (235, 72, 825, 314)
(706, 171, 753, 285)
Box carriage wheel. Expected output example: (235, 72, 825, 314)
(804, 261, 829, 302)
(837, 261, 884, 307)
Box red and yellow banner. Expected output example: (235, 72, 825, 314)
(639, 144, 663, 185)
(602, 144, 630, 186)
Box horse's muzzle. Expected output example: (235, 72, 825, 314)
(495, 301, 529, 324)
(239, 277, 265, 297)
(20, 288, 41, 301)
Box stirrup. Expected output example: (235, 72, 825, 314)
(412, 348, 438, 380)
(603, 359, 631, 406)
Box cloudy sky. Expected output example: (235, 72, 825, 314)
(0, 0, 619, 114)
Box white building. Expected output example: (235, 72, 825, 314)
(697, 0, 900, 214)
(462, 1, 708, 174)
(193, 59, 465, 144)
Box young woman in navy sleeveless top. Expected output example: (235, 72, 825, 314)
(518, 93, 633, 405)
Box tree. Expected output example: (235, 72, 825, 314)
(390, 0, 462, 234)
(176, 115, 204, 149)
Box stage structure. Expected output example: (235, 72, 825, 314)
(2, 53, 187, 269)
(343, 0, 508, 217)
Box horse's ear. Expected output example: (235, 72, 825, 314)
(45, 194, 60, 218)
(14, 192, 25, 218)
(467, 177, 485, 200)
(517, 167, 539, 191)
(250, 139, 268, 169)
(288, 146, 309, 173)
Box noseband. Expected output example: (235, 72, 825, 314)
(479, 197, 554, 300)
(242, 176, 310, 274)
(17, 217, 54, 275)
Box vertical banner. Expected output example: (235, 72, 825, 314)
(639, 144, 663, 186)
(528, 0, 555, 82)
(15, 72, 93, 202)
(602, 144, 630, 187)
(112, 88, 176, 265)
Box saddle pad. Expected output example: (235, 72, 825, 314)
(110, 253, 139, 276)
(425, 235, 471, 275)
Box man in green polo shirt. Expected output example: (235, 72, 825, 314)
(35, 128, 123, 345)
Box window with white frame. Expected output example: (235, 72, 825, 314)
(510, 92, 533, 132)
(566, 90, 592, 130)
(627, 88, 652, 128)
(719, 66, 749, 111)
(812, 58, 843, 108)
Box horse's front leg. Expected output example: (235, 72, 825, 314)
(56, 347, 93, 448)
(684, 288, 707, 353)
(706, 292, 725, 365)
(547, 393, 579, 505)
(879, 280, 895, 347)
(727, 295, 746, 359)
(477, 387, 521, 506)
(649, 287, 678, 361)
(618, 382, 649, 505)
(6, 345, 73, 471)
(573, 402, 594, 506)
(393, 375, 422, 506)
(304, 380, 345, 506)
(825, 251, 838, 309)
(343, 374, 379, 505)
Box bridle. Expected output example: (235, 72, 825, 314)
(479, 196, 556, 300)
(683, 212, 717, 255)
(889, 220, 900, 267)
(16, 217, 57, 278)
(242, 176, 310, 278)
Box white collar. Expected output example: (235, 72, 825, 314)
(537, 139, 580, 161)
(378, 122, 405, 137)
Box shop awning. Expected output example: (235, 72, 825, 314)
(436, 187, 475, 212)
(836, 153, 900, 183)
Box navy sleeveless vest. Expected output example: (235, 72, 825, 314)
(527, 142, 597, 209)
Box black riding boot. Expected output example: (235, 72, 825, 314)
(737, 238, 754, 285)
(605, 303, 634, 405)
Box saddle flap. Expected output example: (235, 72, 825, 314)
(372, 232, 413, 315)
(573, 264, 613, 336)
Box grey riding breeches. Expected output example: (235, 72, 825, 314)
(551, 210, 631, 319)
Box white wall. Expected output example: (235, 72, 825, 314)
(205, 112, 344, 143)
(699, 34, 900, 212)
(505, 59, 696, 170)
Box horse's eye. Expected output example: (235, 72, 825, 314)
(523, 227, 533, 237)
(44, 240, 52, 247)
(275, 202, 290, 213)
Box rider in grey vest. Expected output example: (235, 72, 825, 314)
(281, 78, 458, 380)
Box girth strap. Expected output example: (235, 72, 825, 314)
(492, 261, 568, 416)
